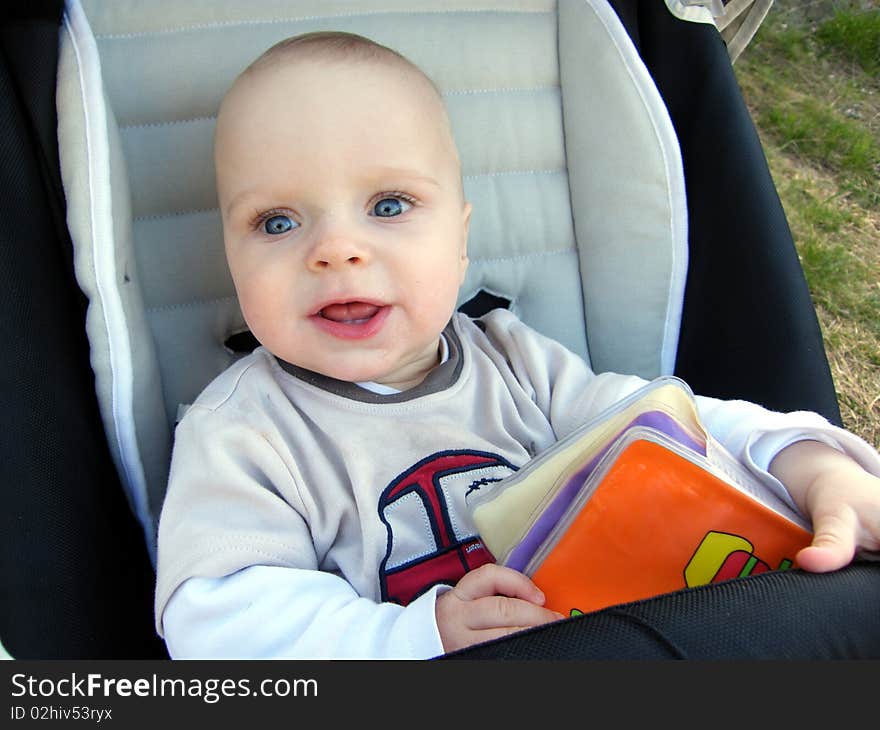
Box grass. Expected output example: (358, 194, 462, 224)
(817, 7, 880, 75)
(733, 4, 880, 448)
(763, 101, 877, 206)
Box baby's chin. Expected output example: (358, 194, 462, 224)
(280, 337, 443, 390)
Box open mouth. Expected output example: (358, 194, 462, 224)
(311, 300, 390, 340)
(318, 301, 382, 325)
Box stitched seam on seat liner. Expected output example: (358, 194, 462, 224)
(131, 169, 568, 223)
(94, 8, 554, 40)
(144, 248, 577, 315)
(119, 86, 561, 130)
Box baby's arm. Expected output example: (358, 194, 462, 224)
(483, 310, 880, 572)
(164, 566, 448, 659)
(769, 440, 880, 571)
(162, 564, 561, 658)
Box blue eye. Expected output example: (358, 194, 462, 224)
(264, 214, 297, 235)
(372, 197, 411, 217)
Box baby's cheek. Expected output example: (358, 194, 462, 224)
(238, 283, 284, 335)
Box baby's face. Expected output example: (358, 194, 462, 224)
(216, 57, 470, 390)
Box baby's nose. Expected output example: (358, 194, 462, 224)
(311, 251, 362, 269)
(308, 228, 369, 270)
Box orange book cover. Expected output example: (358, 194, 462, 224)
(526, 435, 814, 617)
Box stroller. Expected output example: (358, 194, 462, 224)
(1, 0, 878, 660)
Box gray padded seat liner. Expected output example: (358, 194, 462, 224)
(57, 0, 689, 559)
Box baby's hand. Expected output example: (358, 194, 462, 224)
(797, 461, 880, 572)
(771, 440, 880, 572)
(435, 564, 564, 653)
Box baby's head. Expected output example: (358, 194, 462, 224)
(215, 32, 471, 390)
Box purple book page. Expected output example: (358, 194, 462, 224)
(505, 411, 706, 571)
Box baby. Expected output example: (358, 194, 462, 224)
(155, 31, 880, 659)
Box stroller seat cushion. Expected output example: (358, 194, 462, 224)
(57, 0, 687, 554)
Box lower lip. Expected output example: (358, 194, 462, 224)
(309, 305, 391, 340)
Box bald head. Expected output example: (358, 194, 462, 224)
(213, 27, 472, 239)
(242, 31, 434, 86)
(215, 31, 462, 209)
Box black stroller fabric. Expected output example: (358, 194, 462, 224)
(613, 0, 841, 425)
(0, 1, 166, 659)
(0, 0, 869, 659)
(444, 561, 880, 660)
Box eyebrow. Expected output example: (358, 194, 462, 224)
(223, 168, 443, 219)
(365, 167, 442, 189)
(224, 190, 260, 220)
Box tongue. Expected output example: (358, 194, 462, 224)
(320, 302, 380, 322)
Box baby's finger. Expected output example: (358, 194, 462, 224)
(466, 625, 552, 646)
(797, 506, 858, 572)
(465, 595, 565, 631)
(452, 563, 546, 605)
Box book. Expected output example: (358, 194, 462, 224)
(467, 376, 813, 616)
